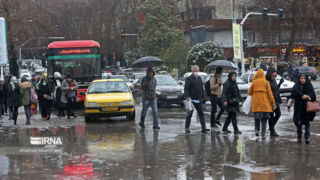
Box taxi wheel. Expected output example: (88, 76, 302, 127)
(126, 110, 136, 121)
(85, 116, 92, 122)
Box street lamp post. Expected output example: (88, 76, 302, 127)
(19, 36, 65, 64)
(239, 12, 278, 75)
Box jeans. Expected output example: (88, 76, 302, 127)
(210, 95, 225, 127)
(255, 118, 268, 134)
(140, 99, 159, 126)
(297, 122, 310, 140)
(9, 107, 19, 124)
(0, 103, 3, 116)
(24, 105, 31, 123)
(222, 112, 239, 131)
(185, 101, 206, 130)
(269, 106, 281, 131)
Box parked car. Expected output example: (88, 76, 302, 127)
(134, 74, 184, 107)
(20, 69, 31, 80)
(102, 74, 134, 90)
(204, 74, 250, 103)
(131, 72, 146, 84)
(34, 66, 45, 75)
(82, 79, 135, 122)
(298, 66, 317, 80)
(241, 71, 294, 98)
(180, 72, 208, 86)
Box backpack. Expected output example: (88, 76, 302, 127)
(29, 88, 38, 103)
(205, 76, 218, 96)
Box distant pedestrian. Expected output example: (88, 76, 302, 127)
(54, 72, 65, 117)
(4, 75, 11, 118)
(31, 74, 37, 87)
(288, 74, 316, 144)
(184, 65, 209, 133)
(291, 69, 299, 83)
(0, 79, 4, 118)
(209, 67, 224, 128)
(61, 74, 78, 119)
(19, 76, 32, 125)
(138, 67, 160, 130)
(266, 67, 284, 136)
(38, 78, 54, 120)
(248, 69, 276, 138)
(221, 72, 242, 134)
(7, 76, 20, 125)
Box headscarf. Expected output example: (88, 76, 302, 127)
(266, 67, 277, 81)
(227, 71, 237, 83)
(253, 69, 266, 81)
(54, 72, 62, 79)
(292, 73, 315, 100)
(21, 76, 28, 83)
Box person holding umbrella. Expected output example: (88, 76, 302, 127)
(138, 67, 160, 130)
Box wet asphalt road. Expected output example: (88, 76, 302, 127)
(0, 80, 319, 179)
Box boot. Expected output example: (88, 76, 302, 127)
(255, 130, 260, 136)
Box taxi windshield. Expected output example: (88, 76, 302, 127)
(88, 81, 130, 94)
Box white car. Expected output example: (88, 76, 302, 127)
(241, 71, 294, 98)
(20, 69, 31, 80)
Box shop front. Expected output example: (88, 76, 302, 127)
(307, 46, 320, 71)
(280, 45, 306, 65)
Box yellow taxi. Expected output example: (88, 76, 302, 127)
(83, 79, 135, 122)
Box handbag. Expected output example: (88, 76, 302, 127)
(29, 88, 38, 103)
(242, 96, 252, 115)
(306, 101, 320, 112)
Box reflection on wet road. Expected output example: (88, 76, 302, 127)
(0, 97, 319, 179)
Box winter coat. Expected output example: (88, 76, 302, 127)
(222, 72, 242, 112)
(248, 69, 275, 112)
(54, 77, 64, 107)
(7, 82, 20, 107)
(38, 81, 54, 107)
(184, 74, 204, 100)
(0, 82, 4, 104)
(210, 75, 222, 97)
(141, 69, 157, 100)
(61, 79, 78, 104)
(19, 81, 32, 106)
(266, 67, 283, 106)
(289, 74, 316, 125)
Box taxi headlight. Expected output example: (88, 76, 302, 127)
(121, 100, 133, 105)
(181, 89, 184, 94)
(156, 91, 161, 95)
(86, 102, 99, 107)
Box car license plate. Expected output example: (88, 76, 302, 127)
(167, 95, 177, 99)
(281, 93, 290, 97)
(104, 107, 118, 111)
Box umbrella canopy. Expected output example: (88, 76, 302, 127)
(279, 61, 288, 65)
(131, 56, 164, 68)
(206, 60, 238, 70)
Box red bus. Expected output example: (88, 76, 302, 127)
(47, 40, 102, 102)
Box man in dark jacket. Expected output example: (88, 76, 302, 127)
(0, 79, 4, 118)
(139, 67, 160, 130)
(266, 67, 284, 136)
(184, 65, 210, 133)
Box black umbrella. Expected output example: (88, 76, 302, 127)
(279, 61, 288, 65)
(206, 60, 238, 70)
(131, 56, 164, 68)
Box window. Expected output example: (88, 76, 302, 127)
(199, 6, 213, 19)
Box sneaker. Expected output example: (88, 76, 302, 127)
(215, 121, 222, 126)
(270, 130, 280, 137)
(305, 139, 310, 144)
(255, 130, 260, 136)
(153, 126, 160, 130)
(42, 118, 47, 121)
(138, 122, 145, 128)
(185, 129, 190, 133)
(234, 130, 242, 135)
(72, 115, 77, 118)
(26, 122, 30, 125)
(297, 138, 302, 143)
(261, 133, 266, 139)
(211, 124, 219, 129)
(67, 116, 71, 119)
(202, 129, 210, 133)
(222, 130, 231, 134)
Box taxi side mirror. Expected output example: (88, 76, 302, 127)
(79, 92, 86, 96)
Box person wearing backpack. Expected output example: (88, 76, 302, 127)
(19, 76, 32, 125)
(210, 67, 224, 127)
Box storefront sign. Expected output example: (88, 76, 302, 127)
(0, 18, 8, 65)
